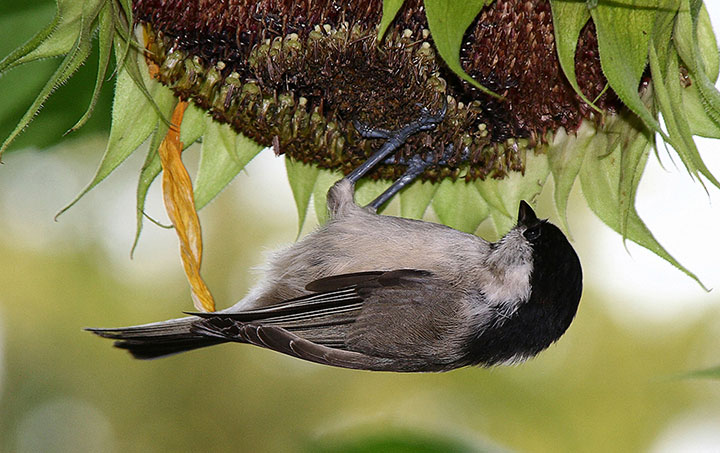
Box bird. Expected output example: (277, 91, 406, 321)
(88, 177, 582, 372)
(89, 103, 582, 372)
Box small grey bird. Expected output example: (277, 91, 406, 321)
(89, 177, 582, 371)
(89, 104, 582, 372)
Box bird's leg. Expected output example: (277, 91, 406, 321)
(366, 143, 456, 212)
(346, 100, 447, 184)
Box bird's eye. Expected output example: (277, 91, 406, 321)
(524, 225, 541, 241)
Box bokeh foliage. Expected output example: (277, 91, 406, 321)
(0, 153, 719, 451)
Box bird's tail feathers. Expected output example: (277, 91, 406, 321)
(87, 317, 225, 359)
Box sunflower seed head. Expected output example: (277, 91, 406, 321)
(134, 0, 620, 181)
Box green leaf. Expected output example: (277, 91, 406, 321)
(110, 15, 171, 127)
(0, 0, 90, 72)
(378, 0, 405, 42)
(590, 1, 665, 140)
(648, 11, 720, 190)
(474, 179, 511, 218)
(578, 110, 706, 288)
(58, 58, 177, 216)
(400, 180, 438, 219)
(68, 2, 114, 133)
(286, 157, 321, 235)
(648, 1, 676, 73)
(547, 122, 595, 234)
(132, 123, 169, 256)
(29, 0, 104, 62)
(1, 46, 92, 154)
(676, 1, 720, 122)
(650, 43, 719, 190)
(682, 80, 720, 138)
(0, 0, 105, 155)
(98, 61, 176, 185)
(0, 5, 56, 137)
(355, 179, 392, 209)
(696, 4, 719, 82)
(616, 100, 653, 244)
(179, 103, 208, 147)
(488, 211, 512, 240)
(0, 3, 113, 152)
(109, 0, 134, 69)
(432, 178, 489, 234)
(116, 0, 133, 24)
(312, 170, 344, 224)
(423, 0, 500, 99)
(675, 0, 720, 161)
(476, 152, 550, 237)
(678, 6, 720, 137)
(549, 0, 599, 112)
(0, 4, 59, 74)
(194, 120, 262, 209)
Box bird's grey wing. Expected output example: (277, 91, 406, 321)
(304, 270, 386, 292)
(190, 320, 397, 371)
(189, 269, 470, 371)
(190, 286, 363, 347)
(188, 269, 433, 347)
(346, 274, 470, 366)
(188, 271, 435, 371)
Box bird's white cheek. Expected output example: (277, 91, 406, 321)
(484, 262, 532, 306)
(464, 262, 533, 328)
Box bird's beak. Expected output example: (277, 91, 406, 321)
(517, 200, 538, 226)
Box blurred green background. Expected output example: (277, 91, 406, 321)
(2, 1, 720, 452)
(1, 140, 719, 453)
